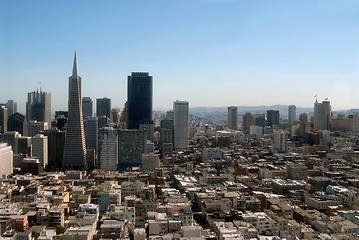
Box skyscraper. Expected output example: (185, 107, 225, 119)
(82, 97, 94, 120)
(314, 100, 331, 131)
(31, 134, 48, 167)
(267, 110, 280, 127)
(98, 125, 118, 170)
(0, 105, 7, 134)
(96, 98, 111, 118)
(127, 72, 153, 129)
(26, 87, 51, 127)
(5, 100, 17, 116)
(118, 129, 146, 171)
(173, 100, 189, 151)
(8, 112, 26, 136)
(242, 112, 254, 133)
(288, 105, 296, 124)
(0, 143, 13, 178)
(63, 52, 87, 170)
(228, 106, 238, 130)
(85, 117, 98, 151)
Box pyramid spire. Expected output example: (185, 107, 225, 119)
(72, 51, 79, 77)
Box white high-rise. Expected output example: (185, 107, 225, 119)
(98, 125, 118, 170)
(0, 143, 13, 177)
(31, 134, 48, 167)
(274, 130, 287, 153)
(288, 105, 296, 124)
(314, 100, 331, 131)
(173, 100, 189, 151)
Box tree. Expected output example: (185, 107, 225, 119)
(56, 225, 66, 235)
(31, 231, 40, 240)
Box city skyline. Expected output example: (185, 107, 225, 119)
(1, 1, 359, 112)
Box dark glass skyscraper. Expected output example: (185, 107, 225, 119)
(96, 98, 111, 118)
(127, 72, 153, 129)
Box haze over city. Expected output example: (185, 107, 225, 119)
(1, 0, 359, 112)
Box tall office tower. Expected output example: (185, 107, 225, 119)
(8, 113, 26, 136)
(98, 126, 118, 170)
(242, 112, 254, 134)
(0, 143, 13, 177)
(96, 98, 111, 118)
(127, 72, 153, 129)
(31, 134, 48, 167)
(98, 116, 110, 129)
(139, 120, 154, 143)
(28, 120, 48, 137)
(85, 117, 98, 153)
(82, 97, 94, 120)
(273, 130, 287, 153)
(314, 100, 332, 131)
(63, 52, 87, 170)
(0, 132, 31, 168)
(42, 129, 65, 165)
(166, 110, 174, 119)
(111, 109, 121, 125)
(173, 100, 189, 151)
(5, 100, 17, 116)
(228, 106, 238, 130)
(298, 113, 310, 138)
(0, 105, 8, 134)
(119, 102, 128, 128)
(26, 87, 51, 127)
(288, 105, 296, 124)
(56, 115, 67, 130)
(160, 118, 173, 154)
(118, 129, 146, 171)
(267, 110, 280, 127)
(254, 114, 266, 127)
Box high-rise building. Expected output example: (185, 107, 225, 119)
(82, 97, 94, 120)
(42, 129, 65, 164)
(173, 100, 189, 151)
(63, 52, 87, 170)
(160, 118, 173, 154)
(31, 134, 48, 167)
(254, 114, 266, 127)
(111, 109, 121, 125)
(98, 125, 118, 170)
(0, 143, 13, 177)
(288, 105, 296, 124)
(5, 100, 17, 117)
(0, 131, 31, 168)
(242, 112, 254, 134)
(228, 106, 238, 130)
(96, 98, 111, 118)
(85, 117, 98, 152)
(0, 105, 8, 134)
(139, 120, 154, 143)
(7, 112, 26, 136)
(273, 130, 287, 153)
(127, 72, 153, 129)
(26, 87, 51, 127)
(28, 120, 48, 137)
(314, 100, 332, 131)
(118, 129, 146, 171)
(267, 110, 280, 127)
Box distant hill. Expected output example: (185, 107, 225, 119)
(190, 105, 314, 116)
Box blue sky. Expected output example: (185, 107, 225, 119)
(1, 0, 359, 112)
